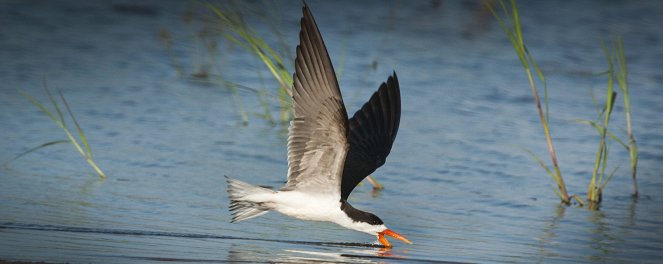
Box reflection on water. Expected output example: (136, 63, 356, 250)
(535, 204, 566, 262)
(0, 222, 383, 248)
(3, 222, 450, 263)
(0, 222, 390, 263)
(1, 0, 663, 263)
(587, 210, 616, 263)
(531, 197, 657, 263)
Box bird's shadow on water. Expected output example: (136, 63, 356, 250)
(0, 222, 468, 263)
(0, 222, 379, 248)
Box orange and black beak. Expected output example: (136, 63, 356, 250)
(377, 229, 413, 247)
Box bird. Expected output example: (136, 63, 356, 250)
(225, 3, 410, 248)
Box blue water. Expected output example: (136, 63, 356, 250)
(1, 0, 662, 263)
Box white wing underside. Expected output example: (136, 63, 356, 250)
(283, 5, 349, 197)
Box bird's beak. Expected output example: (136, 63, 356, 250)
(377, 229, 413, 247)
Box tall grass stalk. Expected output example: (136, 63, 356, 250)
(19, 84, 106, 179)
(585, 49, 617, 204)
(203, 1, 293, 123)
(575, 38, 632, 207)
(490, 0, 570, 204)
(614, 37, 638, 197)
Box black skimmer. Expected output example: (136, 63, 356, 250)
(226, 4, 409, 248)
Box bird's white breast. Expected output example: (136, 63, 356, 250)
(270, 191, 345, 222)
(253, 190, 385, 234)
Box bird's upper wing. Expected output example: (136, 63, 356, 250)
(341, 73, 401, 200)
(283, 4, 349, 197)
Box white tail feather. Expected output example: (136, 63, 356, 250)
(225, 176, 275, 222)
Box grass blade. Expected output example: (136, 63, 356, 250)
(3, 140, 70, 167)
(59, 89, 92, 158)
(520, 147, 565, 201)
(491, 0, 570, 204)
(20, 86, 106, 179)
(203, 1, 293, 122)
(572, 119, 628, 149)
(613, 36, 638, 196)
(43, 80, 65, 126)
(588, 41, 619, 206)
(19, 91, 64, 129)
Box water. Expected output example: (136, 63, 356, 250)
(1, 0, 662, 263)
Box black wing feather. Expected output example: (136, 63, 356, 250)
(341, 73, 401, 200)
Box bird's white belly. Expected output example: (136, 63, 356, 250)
(270, 191, 343, 222)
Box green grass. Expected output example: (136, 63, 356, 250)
(586, 41, 618, 205)
(203, 1, 293, 123)
(490, 0, 571, 204)
(18, 83, 106, 179)
(492, 1, 639, 207)
(613, 37, 638, 197)
(160, 2, 294, 125)
(574, 37, 637, 207)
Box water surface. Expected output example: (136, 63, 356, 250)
(1, 0, 662, 263)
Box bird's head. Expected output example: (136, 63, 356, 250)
(341, 202, 412, 247)
(350, 212, 413, 248)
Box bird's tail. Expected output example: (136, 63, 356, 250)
(225, 176, 275, 223)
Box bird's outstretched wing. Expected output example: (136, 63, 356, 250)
(341, 73, 401, 200)
(283, 4, 349, 196)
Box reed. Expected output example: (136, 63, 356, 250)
(203, 1, 293, 123)
(585, 42, 618, 205)
(575, 37, 636, 207)
(490, 0, 571, 204)
(18, 83, 106, 179)
(614, 37, 638, 197)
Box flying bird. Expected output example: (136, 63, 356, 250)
(226, 4, 409, 247)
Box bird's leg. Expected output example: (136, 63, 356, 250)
(366, 175, 384, 190)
